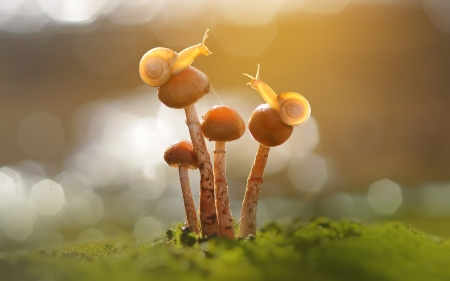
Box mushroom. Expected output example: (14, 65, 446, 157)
(238, 65, 311, 239)
(139, 30, 219, 237)
(164, 140, 200, 235)
(158, 67, 219, 237)
(201, 105, 245, 239)
(238, 105, 293, 238)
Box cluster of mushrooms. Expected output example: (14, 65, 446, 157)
(139, 30, 311, 240)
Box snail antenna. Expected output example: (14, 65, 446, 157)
(202, 29, 209, 46)
(255, 63, 260, 80)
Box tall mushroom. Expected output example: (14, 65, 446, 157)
(238, 64, 311, 239)
(164, 140, 200, 235)
(158, 67, 218, 237)
(139, 30, 219, 237)
(201, 105, 245, 239)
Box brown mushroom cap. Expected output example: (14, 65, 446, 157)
(201, 105, 246, 142)
(158, 66, 210, 109)
(164, 140, 199, 169)
(248, 104, 293, 147)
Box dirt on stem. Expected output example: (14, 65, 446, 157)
(238, 144, 270, 239)
(185, 104, 219, 237)
(214, 141, 235, 239)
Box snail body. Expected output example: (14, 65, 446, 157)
(171, 31, 211, 75)
(244, 64, 311, 127)
(139, 29, 211, 87)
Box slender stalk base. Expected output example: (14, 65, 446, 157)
(178, 165, 200, 235)
(238, 144, 270, 239)
(214, 141, 235, 239)
(185, 105, 219, 237)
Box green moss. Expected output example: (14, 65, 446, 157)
(3, 218, 450, 281)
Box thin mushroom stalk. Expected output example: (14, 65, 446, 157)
(178, 165, 200, 235)
(185, 105, 219, 236)
(238, 144, 270, 238)
(213, 141, 234, 239)
(239, 64, 311, 239)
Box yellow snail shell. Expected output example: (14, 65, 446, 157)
(139, 47, 178, 87)
(277, 92, 311, 126)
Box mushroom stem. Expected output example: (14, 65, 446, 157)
(213, 141, 235, 239)
(178, 165, 200, 235)
(238, 144, 270, 239)
(184, 104, 219, 237)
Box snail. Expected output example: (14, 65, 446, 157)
(139, 29, 212, 87)
(243, 64, 311, 126)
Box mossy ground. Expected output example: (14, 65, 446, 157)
(2, 218, 450, 281)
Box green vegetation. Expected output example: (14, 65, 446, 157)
(2, 218, 450, 281)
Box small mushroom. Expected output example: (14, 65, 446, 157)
(164, 140, 200, 235)
(201, 105, 245, 239)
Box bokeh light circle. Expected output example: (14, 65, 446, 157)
(367, 179, 402, 214)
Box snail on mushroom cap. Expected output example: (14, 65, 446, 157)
(243, 63, 311, 127)
(138, 30, 219, 238)
(238, 64, 311, 239)
(139, 29, 211, 88)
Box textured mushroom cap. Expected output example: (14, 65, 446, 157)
(158, 66, 210, 109)
(164, 140, 199, 169)
(201, 105, 246, 142)
(248, 104, 293, 147)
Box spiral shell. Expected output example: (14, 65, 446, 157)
(277, 92, 311, 126)
(139, 47, 178, 87)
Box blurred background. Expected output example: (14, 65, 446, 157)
(1, 0, 450, 249)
